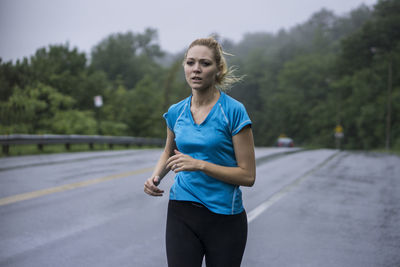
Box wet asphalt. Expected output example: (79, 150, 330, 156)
(0, 148, 399, 267)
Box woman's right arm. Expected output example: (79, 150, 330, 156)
(144, 128, 176, 196)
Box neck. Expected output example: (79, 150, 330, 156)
(191, 87, 220, 107)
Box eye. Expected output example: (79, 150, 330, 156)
(186, 60, 194, 66)
(201, 61, 211, 67)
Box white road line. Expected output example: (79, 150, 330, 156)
(247, 151, 339, 223)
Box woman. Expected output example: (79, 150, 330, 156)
(144, 37, 255, 267)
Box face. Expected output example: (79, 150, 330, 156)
(184, 45, 219, 91)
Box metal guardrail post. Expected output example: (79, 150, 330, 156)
(2, 144, 9, 155)
(0, 134, 165, 155)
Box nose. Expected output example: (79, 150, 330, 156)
(193, 62, 201, 73)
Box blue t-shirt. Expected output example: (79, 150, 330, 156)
(163, 91, 252, 215)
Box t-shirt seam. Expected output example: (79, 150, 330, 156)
(231, 185, 238, 214)
(218, 103, 230, 126)
(172, 103, 188, 132)
(232, 119, 251, 135)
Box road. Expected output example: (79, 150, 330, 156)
(0, 148, 399, 267)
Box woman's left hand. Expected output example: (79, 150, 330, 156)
(166, 150, 201, 173)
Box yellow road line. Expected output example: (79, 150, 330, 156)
(0, 167, 153, 206)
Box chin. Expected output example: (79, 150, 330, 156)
(191, 87, 209, 92)
(190, 83, 214, 92)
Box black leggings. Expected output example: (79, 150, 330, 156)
(166, 200, 247, 267)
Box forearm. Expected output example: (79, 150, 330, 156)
(198, 160, 255, 187)
(150, 127, 176, 181)
(199, 127, 255, 186)
(151, 150, 172, 180)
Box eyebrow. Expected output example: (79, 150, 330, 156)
(186, 57, 212, 61)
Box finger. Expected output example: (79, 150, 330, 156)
(174, 149, 182, 154)
(166, 159, 179, 170)
(144, 179, 164, 193)
(145, 183, 163, 193)
(170, 163, 178, 171)
(144, 186, 164, 196)
(171, 163, 183, 172)
(144, 182, 164, 194)
(166, 155, 179, 166)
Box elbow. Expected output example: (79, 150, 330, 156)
(243, 174, 256, 187)
(240, 167, 255, 187)
(247, 177, 256, 187)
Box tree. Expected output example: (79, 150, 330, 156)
(90, 28, 164, 89)
(123, 75, 164, 137)
(51, 110, 98, 135)
(0, 84, 75, 134)
(335, 0, 400, 149)
(30, 44, 87, 95)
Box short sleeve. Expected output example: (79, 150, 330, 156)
(163, 112, 174, 131)
(163, 98, 189, 132)
(230, 103, 252, 136)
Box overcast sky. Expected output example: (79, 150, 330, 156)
(0, 0, 377, 62)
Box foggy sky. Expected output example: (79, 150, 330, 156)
(0, 0, 377, 62)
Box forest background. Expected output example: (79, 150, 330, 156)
(1, 0, 399, 150)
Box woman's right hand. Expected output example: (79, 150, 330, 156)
(144, 176, 164, 197)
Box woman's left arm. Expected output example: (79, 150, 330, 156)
(166, 126, 256, 187)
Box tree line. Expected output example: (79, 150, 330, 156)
(1, 0, 399, 150)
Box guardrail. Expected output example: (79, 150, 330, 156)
(0, 134, 165, 155)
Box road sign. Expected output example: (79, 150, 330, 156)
(335, 125, 344, 139)
(335, 125, 343, 133)
(94, 95, 103, 107)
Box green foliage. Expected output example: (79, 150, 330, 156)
(275, 53, 335, 145)
(1, 2, 399, 151)
(90, 28, 164, 89)
(332, 0, 400, 149)
(51, 110, 97, 135)
(228, 1, 399, 149)
(0, 84, 75, 134)
(123, 75, 165, 137)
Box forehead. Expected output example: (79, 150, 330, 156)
(186, 45, 215, 60)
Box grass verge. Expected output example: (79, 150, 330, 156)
(0, 143, 157, 158)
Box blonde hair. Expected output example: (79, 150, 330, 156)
(183, 37, 243, 91)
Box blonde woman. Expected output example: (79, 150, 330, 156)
(144, 37, 255, 267)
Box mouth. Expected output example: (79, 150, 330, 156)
(191, 76, 202, 81)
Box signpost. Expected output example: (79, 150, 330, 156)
(94, 96, 103, 135)
(334, 125, 344, 149)
(94, 95, 103, 108)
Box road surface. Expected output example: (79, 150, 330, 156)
(0, 148, 399, 266)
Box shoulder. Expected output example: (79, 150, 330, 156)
(219, 92, 247, 112)
(163, 96, 190, 130)
(218, 92, 251, 135)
